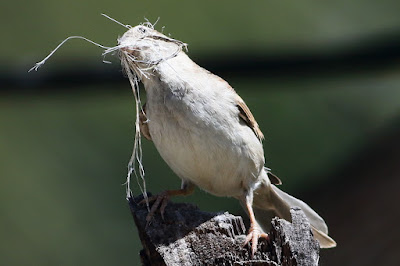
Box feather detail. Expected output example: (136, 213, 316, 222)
(236, 97, 264, 142)
(266, 168, 282, 185)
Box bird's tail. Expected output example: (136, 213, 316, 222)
(252, 178, 337, 248)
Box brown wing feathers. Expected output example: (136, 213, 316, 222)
(236, 98, 264, 142)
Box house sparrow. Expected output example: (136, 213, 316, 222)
(118, 24, 337, 256)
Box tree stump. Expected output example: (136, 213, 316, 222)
(128, 194, 320, 266)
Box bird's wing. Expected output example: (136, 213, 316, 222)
(236, 96, 264, 142)
(236, 96, 282, 185)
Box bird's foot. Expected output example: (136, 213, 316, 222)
(243, 222, 269, 258)
(139, 191, 170, 224)
(139, 185, 194, 226)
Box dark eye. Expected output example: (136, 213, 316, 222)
(138, 27, 147, 34)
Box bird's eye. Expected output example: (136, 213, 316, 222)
(138, 27, 147, 34)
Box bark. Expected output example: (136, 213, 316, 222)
(128, 194, 320, 266)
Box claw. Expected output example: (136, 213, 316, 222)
(159, 196, 170, 220)
(138, 185, 195, 226)
(243, 222, 269, 258)
(139, 192, 170, 224)
(138, 194, 158, 205)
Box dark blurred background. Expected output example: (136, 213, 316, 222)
(1, 0, 400, 265)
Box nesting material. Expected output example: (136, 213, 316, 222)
(29, 15, 181, 204)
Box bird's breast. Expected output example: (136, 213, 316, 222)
(145, 83, 264, 197)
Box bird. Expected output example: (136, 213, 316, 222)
(117, 24, 337, 256)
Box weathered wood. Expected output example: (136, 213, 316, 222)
(128, 194, 320, 266)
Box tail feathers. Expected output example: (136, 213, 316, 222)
(311, 225, 337, 248)
(271, 185, 328, 234)
(253, 183, 336, 248)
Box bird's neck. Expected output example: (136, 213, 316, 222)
(141, 52, 201, 89)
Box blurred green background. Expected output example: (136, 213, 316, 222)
(2, 0, 400, 265)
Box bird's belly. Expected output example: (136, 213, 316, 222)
(147, 110, 264, 197)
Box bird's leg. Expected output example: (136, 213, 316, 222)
(242, 192, 269, 257)
(140, 181, 194, 224)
